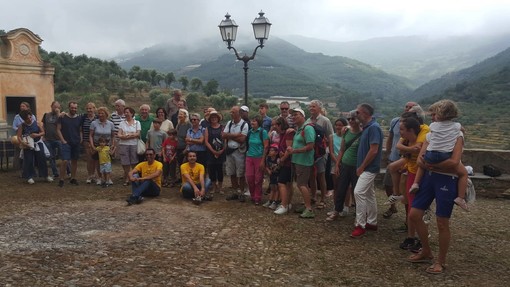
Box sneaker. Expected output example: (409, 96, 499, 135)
(294, 204, 306, 214)
(384, 195, 403, 205)
(69, 178, 79, 186)
(135, 196, 144, 204)
(58, 180, 64, 187)
(262, 201, 272, 208)
(46, 176, 54, 183)
(203, 195, 213, 201)
(299, 208, 315, 219)
(365, 223, 378, 231)
(399, 237, 416, 250)
(326, 210, 337, 217)
(86, 178, 92, 184)
(325, 211, 338, 221)
(409, 183, 420, 194)
(339, 210, 349, 217)
(350, 226, 366, 238)
(238, 194, 246, 202)
(226, 193, 239, 201)
(27, 178, 35, 184)
(454, 197, 470, 212)
(269, 202, 278, 210)
(126, 197, 135, 206)
(106, 180, 113, 185)
(383, 206, 398, 218)
(96, 179, 102, 185)
(244, 189, 250, 196)
(423, 208, 432, 224)
(274, 205, 289, 215)
(410, 240, 422, 253)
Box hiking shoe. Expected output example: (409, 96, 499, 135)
(383, 206, 398, 218)
(269, 201, 278, 210)
(423, 208, 432, 224)
(365, 223, 378, 231)
(299, 209, 315, 219)
(399, 237, 416, 250)
(69, 179, 79, 185)
(274, 205, 288, 215)
(226, 193, 239, 201)
(27, 178, 35, 184)
(410, 240, 422, 253)
(192, 196, 202, 205)
(58, 180, 64, 187)
(409, 183, 420, 194)
(384, 195, 403, 205)
(351, 226, 366, 238)
(454, 197, 470, 211)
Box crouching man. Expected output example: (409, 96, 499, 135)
(180, 151, 212, 205)
(126, 148, 163, 205)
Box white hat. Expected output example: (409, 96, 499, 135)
(240, 105, 250, 112)
(290, 108, 305, 117)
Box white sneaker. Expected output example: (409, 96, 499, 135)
(339, 210, 349, 217)
(106, 180, 113, 185)
(244, 189, 251, 196)
(326, 210, 337, 216)
(262, 201, 272, 208)
(274, 205, 288, 215)
(27, 178, 35, 184)
(96, 179, 102, 185)
(86, 178, 92, 184)
(46, 176, 54, 182)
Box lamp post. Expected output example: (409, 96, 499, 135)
(219, 11, 271, 105)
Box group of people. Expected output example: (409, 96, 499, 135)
(13, 94, 467, 274)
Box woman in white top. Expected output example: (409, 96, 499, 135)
(118, 107, 141, 186)
(149, 107, 174, 133)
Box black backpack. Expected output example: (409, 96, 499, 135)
(301, 123, 327, 159)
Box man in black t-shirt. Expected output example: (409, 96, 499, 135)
(56, 101, 82, 187)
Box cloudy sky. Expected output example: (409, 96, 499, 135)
(2, 0, 510, 58)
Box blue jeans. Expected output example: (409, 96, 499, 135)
(22, 142, 48, 179)
(45, 140, 62, 177)
(424, 150, 452, 164)
(181, 178, 212, 199)
(131, 180, 161, 198)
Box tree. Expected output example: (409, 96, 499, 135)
(165, 72, 175, 88)
(154, 73, 165, 87)
(190, 78, 203, 91)
(75, 76, 92, 93)
(133, 80, 150, 97)
(179, 76, 189, 90)
(186, 93, 200, 110)
(203, 79, 219, 96)
(128, 66, 141, 80)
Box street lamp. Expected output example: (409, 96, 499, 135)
(219, 11, 271, 105)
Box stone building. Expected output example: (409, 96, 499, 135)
(0, 28, 55, 138)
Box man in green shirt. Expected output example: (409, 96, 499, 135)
(288, 108, 316, 219)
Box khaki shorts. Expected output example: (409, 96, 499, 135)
(225, 149, 246, 178)
(294, 164, 312, 187)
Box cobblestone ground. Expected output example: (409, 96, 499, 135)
(0, 162, 509, 286)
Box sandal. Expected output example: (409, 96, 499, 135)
(316, 201, 326, 209)
(426, 262, 446, 274)
(407, 253, 434, 263)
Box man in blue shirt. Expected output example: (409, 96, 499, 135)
(351, 103, 383, 238)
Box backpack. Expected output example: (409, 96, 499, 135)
(301, 123, 327, 159)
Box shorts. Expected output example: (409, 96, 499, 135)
(269, 174, 278, 185)
(100, 162, 112, 173)
(225, 149, 246, 177)
(412, 171, 457, 218)
(314, 156, 327, 174)
(61, 143, 80, 161)
(424, 150, 451, 164)
(119, 144, 139, 165)
(277, 166, 292, 184)
(294, 164, 312, 187)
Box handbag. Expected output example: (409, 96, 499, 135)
(137, 139, 146, 155)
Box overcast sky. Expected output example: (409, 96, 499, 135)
(2, 0, 510, 58)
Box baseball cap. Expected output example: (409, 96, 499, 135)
(240, 105, 249, 112)
(290, 108, 305, 117)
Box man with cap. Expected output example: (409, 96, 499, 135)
(240, 105, 250, 123)
(287, 107, 316, 218)
(222, 106, 249, 201)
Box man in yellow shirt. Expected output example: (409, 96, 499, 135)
(180, 151, 211, 204)
(126, 148, 163, 205)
